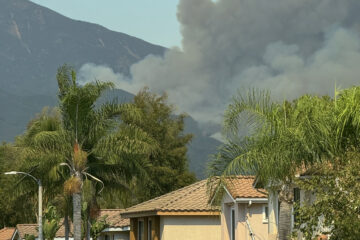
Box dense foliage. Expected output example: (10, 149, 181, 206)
(123, 89, 196, 202)
(0, 65, 195, 234)
(209, 87, 360, 239)
(295, 151, 360, 240)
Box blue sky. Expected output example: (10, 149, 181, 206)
(30, 0, 181, 48)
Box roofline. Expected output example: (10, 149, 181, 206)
(11, 229, 18, 240)
(14, 225, 72, 238)
(99, 209, 125, 211)
(223, 186, 236, 203)
(121, 210, 220, 218)
(235, 198, 268, 203)
(252, 176, 260, 188)
(222, 185, 267, 202)
(102, 226, 130, 232)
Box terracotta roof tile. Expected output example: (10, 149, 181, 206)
(16, 221, 73, 239)
(122, 179, 220, 217)
(16, 224, 37, 239)
(224, 176, 267, 199)
(98, 209, 130, 228)
(0, 228, 15, 240)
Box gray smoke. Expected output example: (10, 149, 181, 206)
(79, 0, 360, 133)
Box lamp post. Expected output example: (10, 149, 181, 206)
(5, 171, 43, 240)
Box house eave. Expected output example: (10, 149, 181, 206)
(121, 210, 220, 218)
(235, 198, 268, 203)
(102, 226, 130, 232)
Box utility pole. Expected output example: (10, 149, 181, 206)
(5, 171, 43, 240)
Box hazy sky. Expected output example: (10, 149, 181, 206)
(30, 0, 181, 48)
(78, 0, 360, 134)
(29, 0, 360, 137)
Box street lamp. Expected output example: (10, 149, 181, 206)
(5, 171, 43, 240)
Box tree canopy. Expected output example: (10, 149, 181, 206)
(0, 65, 195, 235)
(209, 86, 360, 239)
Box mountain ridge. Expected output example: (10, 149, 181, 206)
(0, 0, 221, 178)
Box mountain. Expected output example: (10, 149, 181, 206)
(0, 0, 165, 139)
(0, 0, 165, 96)
(0, 0, 221, 178)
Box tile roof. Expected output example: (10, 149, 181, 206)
(16, 224, 38, 239)
(224, 176, 267, 199)
(98, 209, 130, 228)
(122, 179, 220, 217)
(16, 221, 73, 239)
(0, 228, 15, 240)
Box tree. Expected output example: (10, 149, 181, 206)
(119, 88, 196, 202)
(90, 215, 109, 240)
(55, 65, 159, 240)
(43, 205, 61, 240)
(294, 151, 360, 239)
(209, 87, 359, 240)
(10, 65, 157, 240)
(14, 107, 72, 239)
(0, 143, 37, 226)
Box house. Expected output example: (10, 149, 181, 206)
(121, 179, 221, 240)
(220, 176, 269, 240)
(121, 176, 269, 240)
(0, 227, 16, 240)
(98, 209, 130, 240)
(11, 223, 73, 240)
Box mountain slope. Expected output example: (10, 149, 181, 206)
(0, 0, 165, 140)
(0, 0, 165, 96)
(0, 0, 221, 178)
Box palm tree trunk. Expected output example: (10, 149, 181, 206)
(64, 213, 69, 240)
(278, 199, 293, 240)
(278, 184, 294, 240)
(72, 191, 82, 240)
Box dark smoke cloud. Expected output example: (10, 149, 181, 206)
(79, 0, 360, 134)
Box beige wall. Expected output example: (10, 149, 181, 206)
(100, 231, 129, 240)
(222, 203, 269, 240)
(160, 216, 221, 240)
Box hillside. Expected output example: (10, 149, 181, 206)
(0, 0, 221, 178)
(0, 0, 165, 96)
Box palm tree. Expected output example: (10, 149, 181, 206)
(56, 65, 158, 240)
(15, 107, 73, 239)
(15, 64, 157, 240)
(209, 88, 360, 240)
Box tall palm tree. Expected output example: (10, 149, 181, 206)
(209, 88, 360, 240)
(16, 65, 157, 240)
(56, 65, 158, 240)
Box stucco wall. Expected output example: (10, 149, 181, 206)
(239, 203, 268, 240)
(222, 203, 268, 240)
(160, 216, 221, 240)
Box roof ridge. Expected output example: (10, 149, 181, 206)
(125, 179, 207, 211)
(160, 180, 207, 210)
(100, 209, 124, 211)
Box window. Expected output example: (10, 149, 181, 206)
(104, 235, 110, 240)
(263, 205, 269, 223)
(138, 220, 144, 240)
(231, 208, 235, 240)
(148, 220, 152, 240)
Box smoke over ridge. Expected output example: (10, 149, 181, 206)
(79, 0, 360, 131)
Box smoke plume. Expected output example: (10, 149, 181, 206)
(79, 0, 360, 132)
